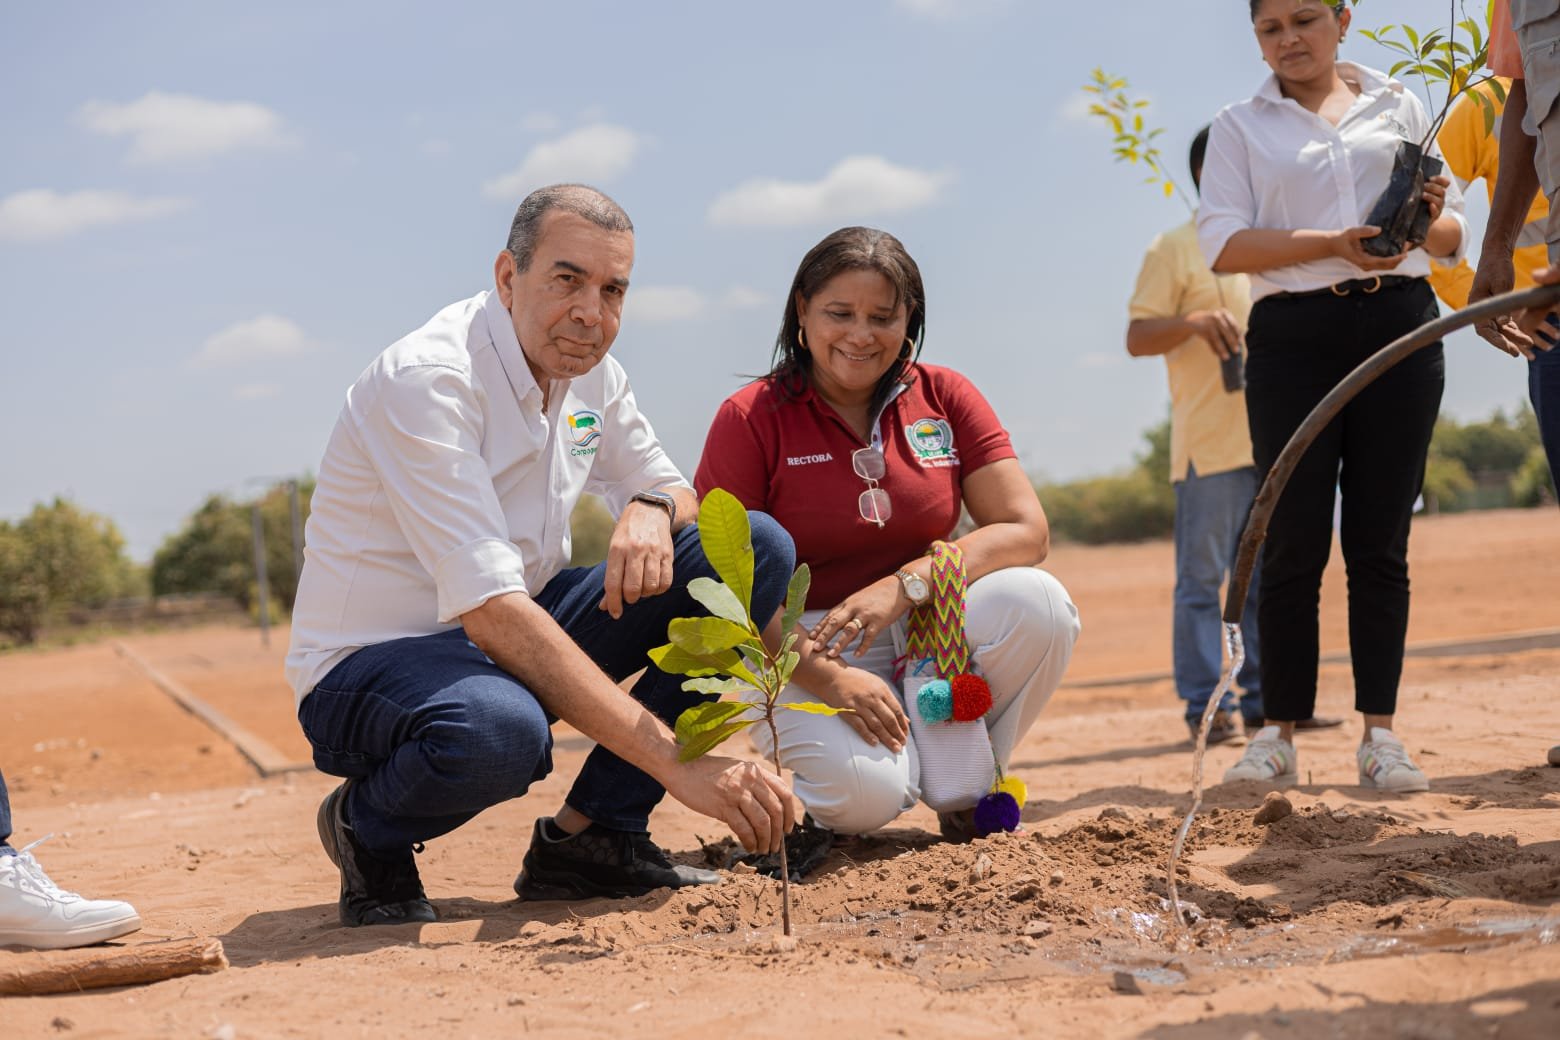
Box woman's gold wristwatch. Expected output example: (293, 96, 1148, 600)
(895, 568, 930, 606)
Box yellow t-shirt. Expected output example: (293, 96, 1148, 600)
(1128, 218, 1255, 484)
(1429, 77, 1551, 309)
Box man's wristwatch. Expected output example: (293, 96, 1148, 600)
(630, 489, 677, 526)
(895, 568, 930, 607)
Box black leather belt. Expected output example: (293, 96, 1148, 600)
(1266, 275, 1421, 300)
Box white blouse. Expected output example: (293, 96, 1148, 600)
(1198, 62, 1469, 301)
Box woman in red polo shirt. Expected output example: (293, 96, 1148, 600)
(695, 226, 1080, 868)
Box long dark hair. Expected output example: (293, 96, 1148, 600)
(767, 226, 927, 413)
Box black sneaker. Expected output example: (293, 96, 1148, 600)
(513, 818, 722, 901)
(735, 814, 835, 881)
(316, 782, 437, 927)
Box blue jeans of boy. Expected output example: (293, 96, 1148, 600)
(1532, 345, 1560, 501)
(0, 767, 11, 851)
(296, 513, 794, 855)
(1173, 464, 1263, 726)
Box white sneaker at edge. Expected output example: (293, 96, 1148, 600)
(1222, 725, 1298, 785)
(0, 837, 142, 950)
(1357, 727, 1430, 793)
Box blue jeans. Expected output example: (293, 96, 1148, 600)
(1532, 345, 1560, 501)
(0, 766, 11, 850)
(1173, 463, 1262, 725)
(296, 513, 795, 855)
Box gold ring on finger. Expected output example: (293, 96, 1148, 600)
(845, 618, 864, 631)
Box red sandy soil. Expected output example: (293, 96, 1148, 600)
(1, 508, 1557, 1038)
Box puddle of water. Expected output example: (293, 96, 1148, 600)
(1335, 917, 1560, 961)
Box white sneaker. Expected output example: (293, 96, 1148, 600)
(0, 838, 142, 949)
(1357, 728, 1430, 793)
(1222, 725, 1298, 786)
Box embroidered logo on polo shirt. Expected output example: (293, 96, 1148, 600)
(567, 409, 602, 457)
(786, 452, 835, 466)
(905, 417, 958, 468)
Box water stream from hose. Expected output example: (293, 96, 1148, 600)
(1166, 622, 1243, 929)
(1157, 282, 1560, 936)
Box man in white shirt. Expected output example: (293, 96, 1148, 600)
(286, 184, 797, 927)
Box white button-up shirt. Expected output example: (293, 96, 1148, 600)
(285, 289, 688, 703)
(1198, 62, 1469, 301)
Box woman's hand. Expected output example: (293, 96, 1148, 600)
(1328, 227, 1409, 271)
(810, 577, 908, 659)
(813, 667, 909, 752)
(1421, 174, 1449, 225)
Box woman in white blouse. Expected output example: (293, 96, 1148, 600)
(1197, 0, 1466, 793)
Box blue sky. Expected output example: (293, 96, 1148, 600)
(1, 0, 1523, 559)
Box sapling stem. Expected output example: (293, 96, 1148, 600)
(765, 709, 793, 936)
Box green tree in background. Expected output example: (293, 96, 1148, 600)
(1037, 417, 1176, 544)
(0, 497, 140, 644)
(152, 479, 314, 610)
(1423, 406, 1548, 511)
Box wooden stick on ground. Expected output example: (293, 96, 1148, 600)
(0, 937, 228, 996)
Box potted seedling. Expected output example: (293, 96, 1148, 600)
(647, 488, 845, 937)
(1083, 68, 1246, 391)
(1346, 0, 1505, 255)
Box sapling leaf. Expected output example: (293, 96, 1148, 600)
(677, 719, 758, 762)
(781, 631, 798, 656)
(686, 576, 749, 627)
(680, 676, 756, 696)
(648, 642, 744, 679)
(668, 616, 752, 656)
(697, 489, 755, 620)
(675, 699, 756, 744)
(777, 701, 851, 716)
(1490, 78, 1508, 103)
(776, 649, 801, 688)
(780, 563, 811, 639)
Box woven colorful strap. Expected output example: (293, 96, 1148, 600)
(903, 540, 970, 677)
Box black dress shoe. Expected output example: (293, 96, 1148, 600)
(317, 782, 437, 928)
(514, 818, 721, 901)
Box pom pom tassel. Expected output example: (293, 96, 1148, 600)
(916, 679, 953, 723)
(973, 791, 1021, 836)
(950, 673, 992, 722)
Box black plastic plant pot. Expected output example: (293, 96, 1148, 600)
(1361, 140, 1443, 258)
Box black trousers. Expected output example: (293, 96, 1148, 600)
(1245, 279, 1444, 721)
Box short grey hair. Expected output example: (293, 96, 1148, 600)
(505, 184, 633, 272)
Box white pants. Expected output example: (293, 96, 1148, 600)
(746, 567, 1081, 835)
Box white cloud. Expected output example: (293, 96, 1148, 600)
(628, 286, 707, 323)
(78, 91, 292, 164)
(1056, 91, 1098, 125)
(708, 156, 951, 227)
(233, 383, 281, 400)
(0, 188, 190, 242)
(192, 315, 311, 367)
(893, 0, 1009, 19)
(482, 124, 643, 201)
(721, 286, 769, 310)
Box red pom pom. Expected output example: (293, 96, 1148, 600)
(950, 673, 992, 721)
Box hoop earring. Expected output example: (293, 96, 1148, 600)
(899, 337, 914, 359)
(797, 328, 808, 351)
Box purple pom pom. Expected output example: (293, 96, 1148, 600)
(917, 679, 953, 723)
(973, 792, 1021, 836)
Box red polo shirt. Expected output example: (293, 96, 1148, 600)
(694, 364, 1015, 608)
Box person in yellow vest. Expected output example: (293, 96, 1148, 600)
(1428, 77, 1551, 310)
(1126, 126, 1341, 744)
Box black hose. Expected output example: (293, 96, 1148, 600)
(1223, 282, 1560, 623)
